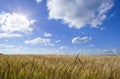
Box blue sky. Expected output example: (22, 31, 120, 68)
(0, 0, 120, 55)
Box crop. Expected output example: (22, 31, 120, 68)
(0, 55, 120, 79)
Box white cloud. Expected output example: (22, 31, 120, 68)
(104, 49, 120, 54)
(0, 12, 36, 38)
(47, 0, 114, 29)
(55, 40, 61, 43)
(60, 46, 68, 50)
(72, 37, 92, 43)
(25, 37, 53, 46)
(36, 0, 42, 4)
(44, 32, 52, 37)
(0, 33, 22, 38)
(0, 12, 35, 33)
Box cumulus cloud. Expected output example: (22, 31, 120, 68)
(25, 37, 54, 46)
(47, 0, 114, 29)
(60, 46, 68, 50)
(72, 37, 92, 43)
(0, 12, 36, 38)
(0, 12, 35, 33)
(44, 32, 52, 37)
(36, 0, 42, 4)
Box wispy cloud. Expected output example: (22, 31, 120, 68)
(104, 49, 120, 55)
(0, 33, 22, 38)
(60, 46, 68, 50)
(0, 44, 28, 51)
(25, 37, 54, 46)
(72, 36, 92, 43)
(0, 44, 15, 48)
(55, 40, 61, 43)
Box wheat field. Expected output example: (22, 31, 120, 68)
(0, 55, 120, 79)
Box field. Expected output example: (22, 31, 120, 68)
(0, 55, 120, 79)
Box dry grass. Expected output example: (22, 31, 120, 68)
(0, 55, 120, 79)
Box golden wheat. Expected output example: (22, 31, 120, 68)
(0, 55, 120, 79)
